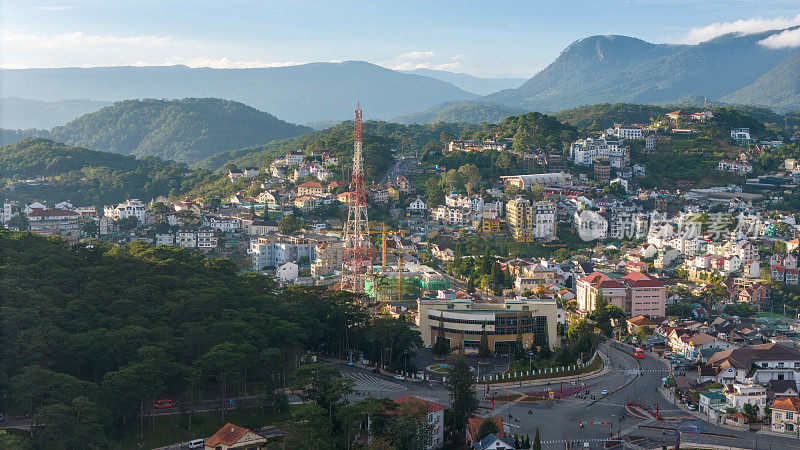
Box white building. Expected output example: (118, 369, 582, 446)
(731, 128, 752, 145)
(202, 216, 241, 233)
(569, 137, 629, 168)
(197, 228, 218, 249)
(176, 230, 196, 247)
(104, 199, 147, 223)
(717, 159, 753, 174)
(277, 261, 299, 282)
(154, 233, 175, 246)
(607, 124, 643, 140)
(408, 197, 427, 213)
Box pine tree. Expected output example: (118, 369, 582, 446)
(432, 316, 450, 357)
(533, 428, 541, 450)
(514, 434, 521, 448)
(478, 325, 492, 358)
(467, 277, 475, 293)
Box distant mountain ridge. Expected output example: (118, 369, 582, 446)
(393, 101, 527, 124)
(483, 28, 800, 112)
(400, 68, 525, 95)
(0, 97, 111, 130)
(42, 98, 311, 164)
(0, 61, 477, 124)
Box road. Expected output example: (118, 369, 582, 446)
(329, 342, 800, 449)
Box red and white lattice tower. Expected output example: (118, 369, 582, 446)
(341, 104, 372, 292)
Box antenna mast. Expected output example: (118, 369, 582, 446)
(341, 104, 372, 293)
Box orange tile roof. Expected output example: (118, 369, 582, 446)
(466, 417, 504, 441)
(205, 423, 252, 447)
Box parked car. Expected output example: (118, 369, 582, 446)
(154, 399, 174, 409)
(371, 368, 380, 374)
(600, 389, 609, 395)
(187, 439, 205, 449)
(687, 403, 697, 411)
(345, 361, 355, 366)
(394, 374, 404, 380)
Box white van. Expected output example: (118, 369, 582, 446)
(187, 438, 204, 449)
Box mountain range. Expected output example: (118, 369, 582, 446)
(0, 61, 477, 125)
(0, 97, 112, 130)
(483, 28, 800, 113)
(400, 68, 525, 95)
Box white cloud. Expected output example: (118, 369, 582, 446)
(156, 57, 301, 69)
(759, 27, 800, 49)
(1, 30, 174, 51)
(395, 51, 435, 61)
(381, 51, 465, 72)
(680, 14, 800, 44)
(0, 30, 309, 69)
(31, 6, 75, 11)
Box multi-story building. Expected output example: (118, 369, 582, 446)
(594, 159, 611, 183)
(202, 216, 241, 233)
(310, 242, 345, 278)
(298, 181, 325, 196)
(154, 232, 175, 246)
(698, 343, 800, 384)
(500, 173, 569, 190)
(731, 128, 752, 145)
(197, 228, 217, 249)
(417, 296, 560, 354)
(176, 230, 196, 247)
(725, 383, 767, 415)
(569, 137, 629, 168)
(772, 397, 800, 434)
(607, 124, 643, 140)
(249, 234, 334, 271)
(576, 272, 628, 313)
(104, 199, 147, 223)
(576, 271, 666, 316)
(506, 198, 555, 242)
(717, 159, 753, 174)
(26, 209, 82, 231)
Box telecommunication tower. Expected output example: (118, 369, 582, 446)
(341, 104, 372, 292)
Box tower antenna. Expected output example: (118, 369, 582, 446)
(341, 104, 372, 293)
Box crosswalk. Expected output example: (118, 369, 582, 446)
(541, 438, 608, 444)
(558, 398, 681, 413)
(345, 372, 407, 392)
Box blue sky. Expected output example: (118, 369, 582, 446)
(1, 0, 799, 77)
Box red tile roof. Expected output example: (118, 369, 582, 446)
(773, 396, 800, 413)
(27, 209, 80, 218)
(204, 423, 253, 447)
(466, 417, 504, 441)
(394, 395, 446, 412)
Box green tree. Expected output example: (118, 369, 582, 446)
(279, 213, 305, 234)
(742, 403, 760, 423)
(533, 427, 541, 450)
(432, 317, 450, 358)
(477, 418, 499, 440)
(478, 326, 492, 358)
(386, 398, 436, 450)
(444, 354, 478, 439)
(34, 397, 107, 449)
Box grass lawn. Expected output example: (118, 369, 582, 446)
(118, 407, 292, 449)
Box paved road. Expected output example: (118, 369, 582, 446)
(329, 343, 800, 449)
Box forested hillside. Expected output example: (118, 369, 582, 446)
(48, 98, 311, 164)
(0, 139, 218, 205)
(394, 101, 526, 124)
(195, 120, 474, 180)
(483, 30, 800, 112)
(0, 231, 419, 447)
